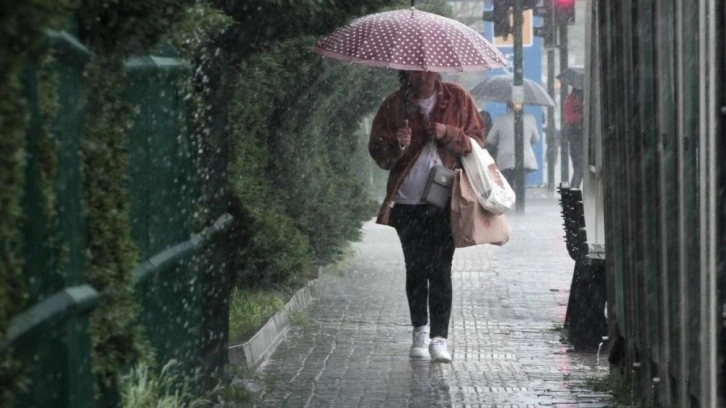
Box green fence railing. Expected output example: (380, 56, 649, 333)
(4, 29, 233, 407)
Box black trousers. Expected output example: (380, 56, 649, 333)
(501, 168, 534, 190)
(390, 203, 455, 338)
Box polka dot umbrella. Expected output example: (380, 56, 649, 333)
(312, 7, 507, 72)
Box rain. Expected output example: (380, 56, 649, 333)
(1, 1, 723, 408)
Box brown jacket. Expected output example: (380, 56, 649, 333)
(369, 81, 485, 225)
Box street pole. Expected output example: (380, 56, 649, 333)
(546, 48, 556, 194)
(512, 0, 525, 214)
(559, 22, 569, 185)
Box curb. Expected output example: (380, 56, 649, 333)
(227, 277, 320, 370)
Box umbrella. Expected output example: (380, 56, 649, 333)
(311, 7, 507, 72)
(469, 74, 555, 107)
(557, 67, 584, 88)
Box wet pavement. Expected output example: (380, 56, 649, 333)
(251, 191, 613, 407)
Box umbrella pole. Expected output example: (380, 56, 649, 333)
(513, 0, 526, 214)
(547, 49, 557, 195)
(559, 23, 570, 185)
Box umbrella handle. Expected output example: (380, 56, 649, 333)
(399, 119, 409, 151)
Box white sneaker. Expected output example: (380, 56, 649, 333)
(409, 326, 430, 358)
(429, 337, 452, 363)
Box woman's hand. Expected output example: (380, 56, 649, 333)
(429, 122, 446, 140)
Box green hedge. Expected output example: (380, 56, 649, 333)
(76, 0, 198, 394)
(223, 0, 452, 289)
(227, 36, 397, 289)
(2, 0, 454, 404)
(0, 2, 77, 405)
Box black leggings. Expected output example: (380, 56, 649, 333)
(390, 203, 455, 338)
(501, 168, 534, 189)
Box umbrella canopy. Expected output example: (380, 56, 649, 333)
(311, 8, 507, 72)
(469, 74, 555, 107)
(557, 67, 584, 88)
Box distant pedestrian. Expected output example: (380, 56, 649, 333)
(564, 87, 584, 188)
(485, 101, 540, 188)
(368, 70, 484, 363)
(479, 109, 493, 137)
(479, 109, 496, 158)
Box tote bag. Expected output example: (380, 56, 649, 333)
(450, 169, 510, 248)
(460, 139, 516, 215)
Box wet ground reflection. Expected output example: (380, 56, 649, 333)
(251, 193, 613, 407)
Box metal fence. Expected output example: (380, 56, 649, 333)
(587, 0, 723, 406)
(5, 30, 232, 407)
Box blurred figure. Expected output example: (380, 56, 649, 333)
(486, 101, 540, 188)
(479, 109, 493, 137)
(368, 70, 484, 363)
(564, 87, 584, 188)
(479, 109, 496, 158)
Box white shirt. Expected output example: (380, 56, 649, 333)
(395, 94, 442, 204)
(486, 112, 540, 171)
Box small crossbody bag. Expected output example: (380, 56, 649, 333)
(421, 165, 455, 209)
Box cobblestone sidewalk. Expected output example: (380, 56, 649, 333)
(250, 194, 614, 407)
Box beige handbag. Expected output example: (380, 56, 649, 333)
(450, 169, 510, 248)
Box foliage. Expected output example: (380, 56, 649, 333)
(167, 2, 235, 58)
(0, 0, 75, 344)
(584, 370, 632, 406)
(214, 0, 451, 61)
(228, 289, 285, 342)
(206, 364, 259, 407)
(82, 59, 153, 393)
(76, 0, 199, 396)
(37, 55, 66, 281)
(167, 2, 235, 229)
(228, 34, 396, 288)
(227, 46, 314, 289)
(0, 2, 75, 405)
(214, 0, 396, 61)
(287, 310, 309, 328)
(120, 360, 211, 408)
(76, 0, 191, 56)
(222, 0, 454, 288)
(2, 0, 456, 405)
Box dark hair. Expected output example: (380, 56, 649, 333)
(479, 110, 492, 130)
(398, 70, 444, 91)
(398, 70, 410, 92)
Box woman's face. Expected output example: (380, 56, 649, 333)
(408, 71, 438, 90)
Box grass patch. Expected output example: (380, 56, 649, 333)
(209, 363, 283, 407)
(229, 288, 285, 341)
(120, 359, 279, 408)
(288, 309, 309, 327)
(212, 365, 256, 408)
(584, 370, 632, 406)
(120, 360, 211, 408)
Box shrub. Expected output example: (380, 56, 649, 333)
(120, 360, 211, 408)
(228, 289, 285, 342)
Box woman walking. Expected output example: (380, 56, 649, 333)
(368, 71, 484, 362)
